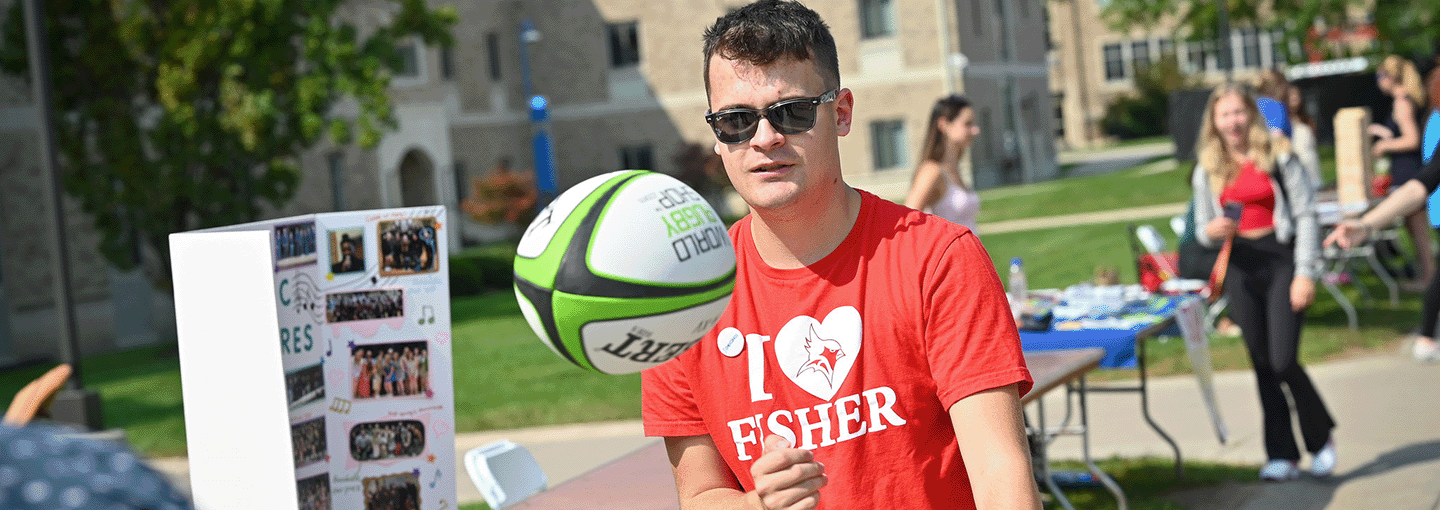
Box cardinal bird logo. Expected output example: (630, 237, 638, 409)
(796, 324, 846, 385)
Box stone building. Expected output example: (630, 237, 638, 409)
(1043, 0, 1381, 150)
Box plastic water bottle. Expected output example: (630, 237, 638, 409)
(1008, 257, 1028, 319)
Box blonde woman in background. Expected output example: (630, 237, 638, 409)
(1192, 84, 1336, 481)
(1371, 55, 1432, 288)
(904, 95, 981, 231)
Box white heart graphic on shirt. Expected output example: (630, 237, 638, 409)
(775, 306, 862, 401)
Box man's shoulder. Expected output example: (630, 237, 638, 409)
(859, 189, 973, 244)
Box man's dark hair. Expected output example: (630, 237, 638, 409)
(702, 0, 839, 98)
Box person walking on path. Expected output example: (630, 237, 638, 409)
(1191, 83, 1337, 481)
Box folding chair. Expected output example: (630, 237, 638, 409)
(1128, 223, 1230, 335)
(464, 439, 548, 510)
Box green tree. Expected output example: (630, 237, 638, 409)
(1101, 55, 1200, 140)
(0, 0, 455, 289)
(1101, 0, 1439, 63)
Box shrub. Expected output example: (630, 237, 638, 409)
(448, 252, 514, 296)
(1101, 54, 1198, 140)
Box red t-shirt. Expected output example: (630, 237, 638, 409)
(642, 190, 1033, 510)
(1219, 160, 1276, 231)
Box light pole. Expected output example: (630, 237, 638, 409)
(519, 19, 557, 205)
(22, 0, 103, 430)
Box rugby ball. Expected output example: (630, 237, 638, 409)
(513, 170, 735, 374)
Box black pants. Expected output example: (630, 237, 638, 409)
(1421, 226, 1440, 337)
(1225, 234, 1335, 461)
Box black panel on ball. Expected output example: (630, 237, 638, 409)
(554, 173, 731, 299)
(513, 276, 580, 367)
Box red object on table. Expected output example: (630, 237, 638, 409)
(1372, 174, 1392, 197)
(1137, 252, 1179, 292)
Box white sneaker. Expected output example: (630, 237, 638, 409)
(1259, 459, 1300, 481)
(1413, 338, 1440, 363)
(1311, 440, 1337, 478)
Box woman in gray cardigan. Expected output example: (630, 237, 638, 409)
(1192, 84, 1335, 481)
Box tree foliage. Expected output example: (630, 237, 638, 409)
(0, 0, 455, 289)
(1101, 55, 1200, 140)
(1101, 0, 1439, 64)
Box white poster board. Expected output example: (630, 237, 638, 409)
(1174, 296, 1228, 445)
(171, 206, 455, 510)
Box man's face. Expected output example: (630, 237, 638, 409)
(706, 56, 852, 212)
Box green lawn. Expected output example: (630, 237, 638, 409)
(978, 157, 1192, 223)
(0, 345, 188, 456)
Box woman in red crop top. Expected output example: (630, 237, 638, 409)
(1193, 84, 1336, 482)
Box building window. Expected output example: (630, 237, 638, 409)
(1241, 28, 1261, 68)
(486, 32, 502, 81)
(1103, 43, 1125, 80)
(1184, 40, 1204, 73)
(453, 160, 467, 203)
(1271, 28, 1290, 67)
(859, 0, 896, 39)
(870, 120, 906, 170)
(620, 145, 654, 170)
(1131, 40, 1150, 72)
(1202, 40, 1219, 71)
(328, 152, 346, 211)
(608, 21, 641, 68)
(1158, 38, 1175, 57)
(395, 43, 420, 78)
(1042, 5, 1053, 51)
(970, 0, 983, 35)
(1053, 93, 1065, 139)
(440, 45, 454, 81)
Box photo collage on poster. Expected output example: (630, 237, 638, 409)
(258, 207, 453, 510)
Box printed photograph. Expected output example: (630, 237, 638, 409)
(378, 217, 439, 276)
(291, 416, 328, 468)
(326, 288, 403, 323)
(285, 363, 325, 410)
(297, 473, 331, 510)
(275, 222, 318, 268)
(351, 340, 429, 400)
(362, 471, 420, 510)
(328, 227, 367, 275)
(349, 419, 426, 462)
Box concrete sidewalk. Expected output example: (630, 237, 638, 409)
(1032, 348, 1440, 509)
(147, 349, 1440, 508)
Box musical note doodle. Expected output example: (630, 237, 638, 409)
(329, 398, 352, 414)
(429, 468, 442, 489)
(286, 272, 325, 322)
(417, 305, 435, 325)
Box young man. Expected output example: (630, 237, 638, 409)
(641, 1, 1040, 509)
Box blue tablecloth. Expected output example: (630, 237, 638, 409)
(1018, 295, 1186, 369)
(1020, 326, 1147, 368)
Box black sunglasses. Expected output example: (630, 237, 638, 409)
(705, 88, 839, 145)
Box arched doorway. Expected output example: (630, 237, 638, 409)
(398, 149, 437, 207)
